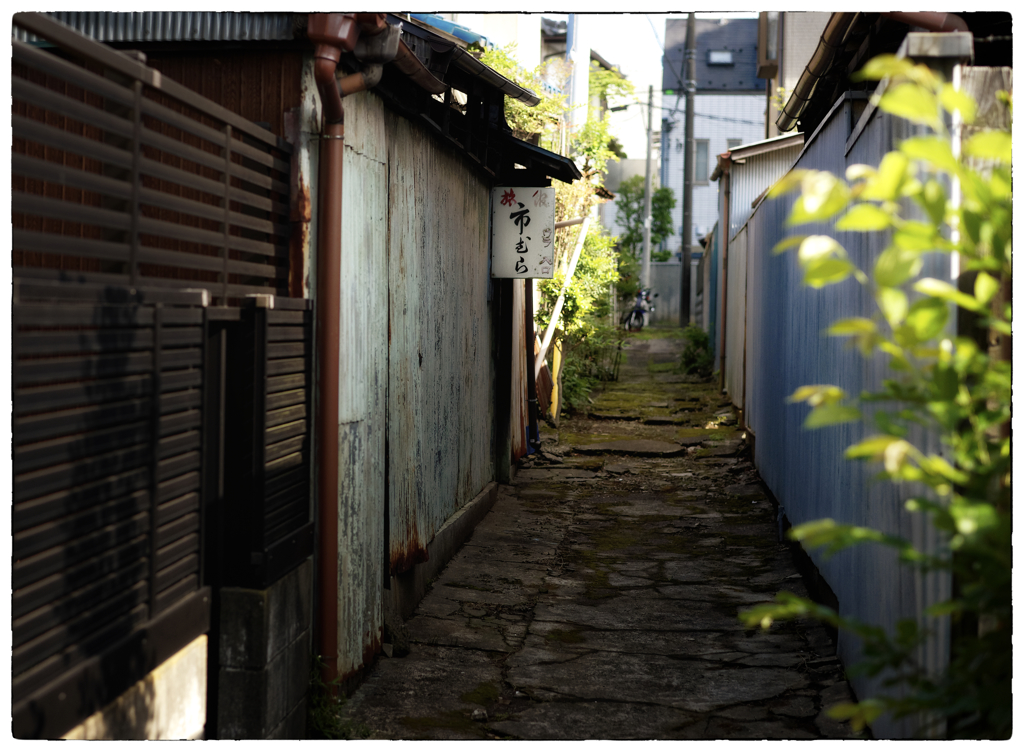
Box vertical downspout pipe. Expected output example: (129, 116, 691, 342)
(307, 10, 389, 689)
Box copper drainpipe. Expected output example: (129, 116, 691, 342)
(307, 10, 389, 688)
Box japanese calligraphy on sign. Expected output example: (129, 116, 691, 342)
(490, 186, 555, 279)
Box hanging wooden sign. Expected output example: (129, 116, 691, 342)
(490, 186, 555, 279)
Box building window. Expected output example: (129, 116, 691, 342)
(727, 138, 743, 151)
(707, 50, 734, 66)
(694, 139, 709, 185)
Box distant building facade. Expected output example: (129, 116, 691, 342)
(661, 17, 767, 257)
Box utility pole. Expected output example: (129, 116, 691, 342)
(640, 84, 654, 290)
(679, 12, 695, 327)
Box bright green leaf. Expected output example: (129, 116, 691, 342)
(797, 235, 845, 265)
(914, 278, 986, 313)
(876, 287, 908, 326)
(828, 318, 876, 336)
(836, 203, 892, 231)
(918, 179, 947, 226)
(846, 164, 877, 182)
(974, 272, 1000, 305)
(905, 297, 949, 341)
(878, 83, 939, 125)
(900, 135, 959, 174)
(852, 55, 915, 81)
(882, 439, 915, 473)
(788, 172, 851, 225)
(860, 152, 909, 202)
(768, 169, 811, 197)
(805, 403, 862, 428)
(788, 384, 846, 407)
(964, 130, 1011, 163)
(939, 83, 977, 124)
(804, 257, 856, 288)
(772, 234, 808, 255)
(874, 247, 923, 288)
(846, 434, 902, 459)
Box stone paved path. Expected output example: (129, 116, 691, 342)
(342, 330, 858, 740)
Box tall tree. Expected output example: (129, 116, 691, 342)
(614, 175, 676, 260)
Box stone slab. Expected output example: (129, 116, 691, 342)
(573, 439, 687, 457)
(508, 652, 808, 713)
(489, 700, 697, 740)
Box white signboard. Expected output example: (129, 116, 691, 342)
(490, 186, 555, 279)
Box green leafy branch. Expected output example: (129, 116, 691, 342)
(742, 55, 1011, 739)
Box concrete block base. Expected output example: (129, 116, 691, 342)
(217, 556, 313, 739)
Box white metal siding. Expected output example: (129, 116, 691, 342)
(780, 13, 831, 94)
(728, 143, 803, 238)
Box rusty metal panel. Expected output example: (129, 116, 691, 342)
(334, 91, 389, 680)
(744, 93, 950, 738)
(385, 106, 499, 576)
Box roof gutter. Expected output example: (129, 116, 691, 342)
(451, 47, 541, 106)
(776, 11, 970, 133)
(880, 12, 969, 33)
(776, 12, 858, 133)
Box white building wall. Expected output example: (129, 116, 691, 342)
(781, 12, 830, 95)
(662, 93, 766, 255)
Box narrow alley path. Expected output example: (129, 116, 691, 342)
(342, 330, 858, 740)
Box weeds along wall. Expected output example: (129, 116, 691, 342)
(744, 93, 950, 739)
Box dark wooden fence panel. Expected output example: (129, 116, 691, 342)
(11, 13, 293, 307)
(10, 14, 314, 738)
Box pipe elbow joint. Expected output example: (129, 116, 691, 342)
(360, 64, 384, 90)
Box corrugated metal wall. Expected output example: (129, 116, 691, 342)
(333, 88, 502, 678)
(707, 224, 720, 364)
(724, 224, 747, 404)
(335, 91, 389, 679)
(744, 94, 950, 738)
(13, 11, 295, 44)
(728, 143, 804, 237)
(385, 108, 497, 570)
(721, 141, 803, 410)
(649, 261, 682, 325)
